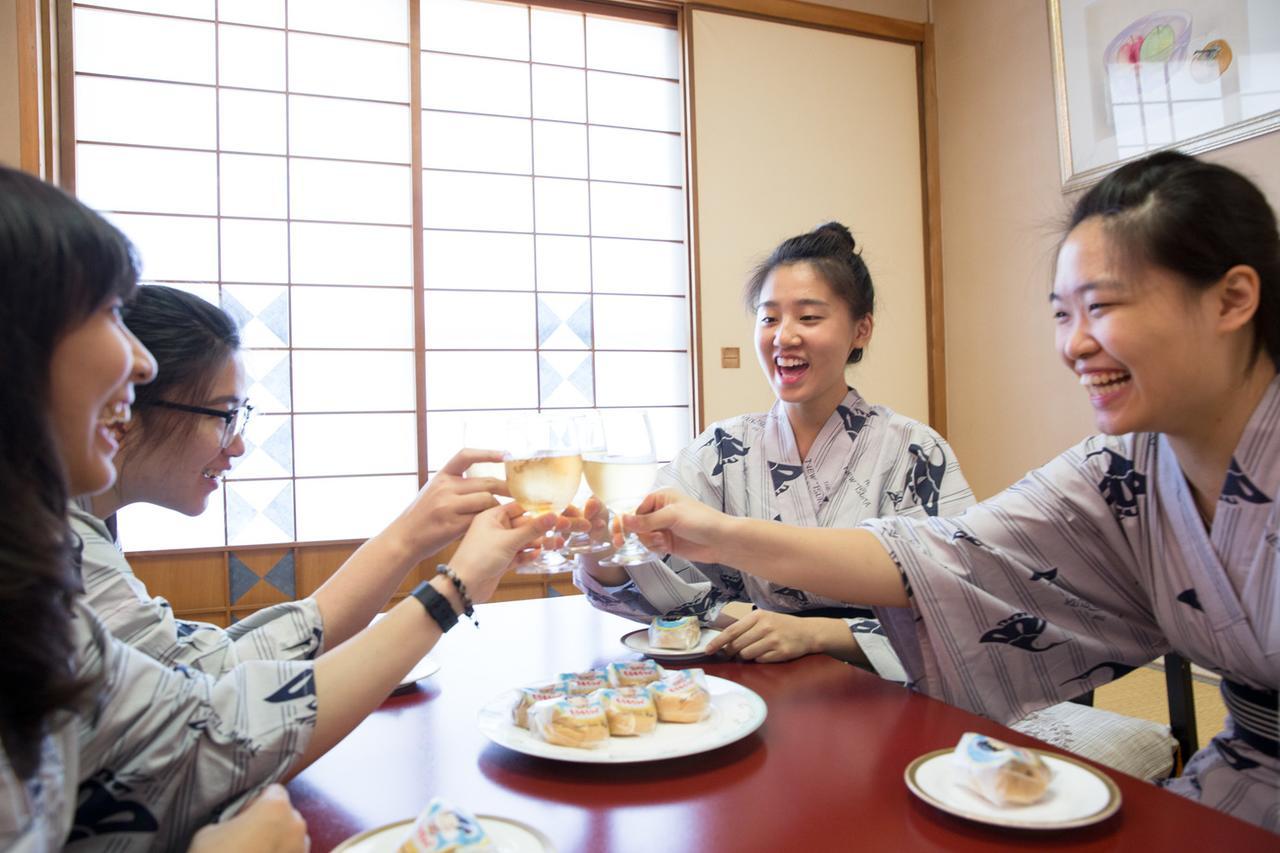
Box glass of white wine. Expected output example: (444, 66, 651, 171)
(581, 411, 660, 567)
(461, 416, 508, 482)
(504, 413, 582, 574)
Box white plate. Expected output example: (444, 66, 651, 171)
(904, 747, 1122, 829)
(332, 815, 554, 852)
(478, 675, 766, 763)
(620, 628, 722, 660)
(392, 656, 441, 693)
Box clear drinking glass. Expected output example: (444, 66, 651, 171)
(562, 412, 619, 558)
(504, 413, 582, 574)
(580, 411, 660, 567)
(461, 416, 508, 481)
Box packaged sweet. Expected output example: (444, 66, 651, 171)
(606, 659, 664, 687)
(647, 668, 711, 723)
(527, 694, 610, 749)
(559, 669, 610, 695)
(398, 798, 492, 852)
(648, 615, 701, 650)
(511, 682, 567, 729)
(952, 732, 1052, 806)
(596, 686, 659, 736)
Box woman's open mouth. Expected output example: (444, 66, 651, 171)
(776, 356, 809, 385)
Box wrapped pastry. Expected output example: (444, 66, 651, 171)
(647, 668, 711, 723)
(528, 694, 610, 749)
(649, 615, 701, 650)
(606, 660, 664, 687)
(511, 682, 567, 729)
(952, 733, 1052, 806)
(398, 798, 492, 852)
(596, 686, 658, 736)
(559, 669, 610, 695)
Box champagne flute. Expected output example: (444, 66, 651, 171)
(504, 413, 582, 574)
(580, 411, 660, 567)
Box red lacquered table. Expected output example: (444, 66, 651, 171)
(289, 597, 1273, 851)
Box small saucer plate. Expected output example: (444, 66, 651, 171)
(904, 747, 1121, 829)
(620, 628, 722, 660)
(332, 815, 554, 852)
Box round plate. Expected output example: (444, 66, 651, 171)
(332, 815, 555, 853)
(478, 675, 766, 763)
(904, 747, 1122, 829)
(620, 628, 722, 660)
(391, 656, 441, 694)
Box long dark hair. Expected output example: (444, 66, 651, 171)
(744, 221, 876, 363)
(121, 285, 241, 457)
(1070, 151, 1279, 368)
(0, 166, 139, 779)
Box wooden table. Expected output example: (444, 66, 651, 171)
(289, 597, 1274, 851)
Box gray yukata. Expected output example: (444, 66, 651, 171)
(70, 505, 324, 676)
(865, 375, 1280, 832)
(0, 602, 317, 851)
(575, 388, 975, 681)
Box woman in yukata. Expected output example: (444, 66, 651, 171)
(73, 283, 510, 677)
(573, 221, 1177, 780)
(573, 221, 973, 675)
(0, 166, 550, 851)
(625, 152, 1279, 832)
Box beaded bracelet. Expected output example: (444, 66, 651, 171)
(436, 563, 476, 626)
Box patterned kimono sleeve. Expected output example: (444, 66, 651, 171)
(74, 511, 325, 675)
(69, 602, 316, 852)
(573, 428, 744, 625)
(851, 422, 978, 682)
(864, 437, 1169, 725)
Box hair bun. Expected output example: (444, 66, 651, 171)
(814, 221, 856, 252)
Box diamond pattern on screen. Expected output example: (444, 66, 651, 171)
(229, 414, 292, 480)
(539, 351, 593, 408)
(222, 285, 289, 348)
(228, 551, 296, 604)
(537, 293, 591, 349)
(227, 479, 295, 545)
(242, 349, 291, 411)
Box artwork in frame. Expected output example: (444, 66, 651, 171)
(1047, 0, 1280, 190)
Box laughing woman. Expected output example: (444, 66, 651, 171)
(626, 152, 1280, 831)
(0, 167, 547, 850)
(573, 222, 973, 676)
(74, 284, 508, 675)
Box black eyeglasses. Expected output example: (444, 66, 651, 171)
(139, 400, 254, 449)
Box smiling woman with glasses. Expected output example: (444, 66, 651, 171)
(70, 284, 517, 681)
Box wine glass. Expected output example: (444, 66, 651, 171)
(580, 411, 660, 567)
(461, 416, 508, 482)
(561, 412, 620, 559)
(504, 413, 582, 574)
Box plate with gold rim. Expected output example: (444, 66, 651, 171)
(332, 815, 554, 852)
(904, 747, 1122, 829)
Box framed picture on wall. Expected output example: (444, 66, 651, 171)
(1047, 0, 1280, 190)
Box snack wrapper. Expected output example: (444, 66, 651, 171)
(511, 682, 567, 729)
(952, 732, 1052, 806)
(606, 660, 664, 687)
(595, 686, 659, 736)
(528, 694, 610, 749)
(559, 669, 610, 695)
(647, 668, 711, 723)
(398, 798, 492, 852)
(649, 615, 701, 650)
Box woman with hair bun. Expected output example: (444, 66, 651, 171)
(574, 221, 974, 671)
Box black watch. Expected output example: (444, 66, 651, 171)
(410, 579, 459, 633)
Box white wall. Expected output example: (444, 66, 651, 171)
(691, 9, 929, 426)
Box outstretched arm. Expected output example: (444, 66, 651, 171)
(625, 489, 907, 608)
(311, 448, 508, 649)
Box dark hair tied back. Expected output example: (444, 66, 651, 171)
(744, 221, 875, 364)
(1070, 151, 1280, 369)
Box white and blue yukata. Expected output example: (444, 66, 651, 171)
(70, 505, 324, 676)
(0, 601, 317, 851)
(578, 388, 1179, 781)
(575, 388, 975, 681)
(865, 375, 1280, 832)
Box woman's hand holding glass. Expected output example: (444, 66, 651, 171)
(388, 448, 509, 559)
(449, 503, 557, 603)
(623, 487, 733, 565)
